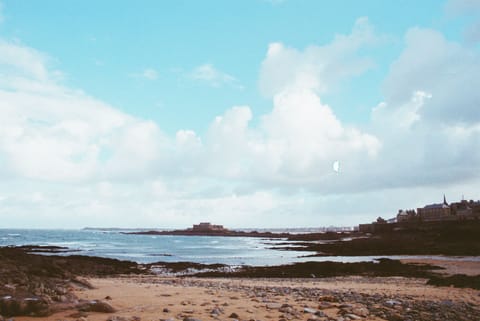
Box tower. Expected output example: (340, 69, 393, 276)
(443, 194, 448, 205)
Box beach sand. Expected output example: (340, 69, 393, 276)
(15, 273, 480, 321)
(399, 258, 480, 276)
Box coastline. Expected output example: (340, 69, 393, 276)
(1, 245, 480, 320)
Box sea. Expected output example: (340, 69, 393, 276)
(1, 229, 478, 266)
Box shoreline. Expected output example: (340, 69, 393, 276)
(1, 245, 480, 319)
(2, 220, 480, 320)
(14, 275, 480, 321)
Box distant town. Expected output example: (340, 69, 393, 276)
(359, 196, 480, 233)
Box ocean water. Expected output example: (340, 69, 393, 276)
(1, 229, 478, 266)
(0, 229, 318, 266)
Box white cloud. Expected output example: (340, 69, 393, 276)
(259, 17, 377, 97)
(383, 28, 480, 124)
(190, 63, 241, 88)
(445, 0, 480, 43)
(0, 39, 167, 182)
(142, 68, 158, 80)
(1, 18, 480, 228)
(368, 27, 480, 189)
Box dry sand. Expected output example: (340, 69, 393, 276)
(14, 273, 480, 321)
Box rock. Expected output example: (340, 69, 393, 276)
(303, 307, 317, 314)
(211, 308, 222, 315)
(384, 300, 402, 307)
(351, 307, 368, 317)
(266, 303, 282, 309)
(344, 314, 361, 320)
(0, 296, 50, 317)
(105, 296, 112, 300)
(77, 300, 116, 313)
(318, 302, 333, 310)
(163, 308, 171, 313)
(279, 306, 293, 314)
(314, 311, 326, 317)
(229, 312, 239, 318)
(319, 296, 337, 302)
(107, 317, 128, 321)
(182, 309, 194, 314)
(183, 317, 201, 321)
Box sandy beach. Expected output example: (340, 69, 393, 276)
(14, 272, 480, 321)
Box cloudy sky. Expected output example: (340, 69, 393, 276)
(0, 0, 479, 228)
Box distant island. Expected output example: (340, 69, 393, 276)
(126, 222, 294, 238)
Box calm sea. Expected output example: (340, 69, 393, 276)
(1, 229, 478, 266)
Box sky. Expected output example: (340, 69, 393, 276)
(0, 0, 479, 228)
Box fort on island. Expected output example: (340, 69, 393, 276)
(359, 195, 480, 233)
(188, 222, 228, 232)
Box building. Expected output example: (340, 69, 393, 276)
(450, 200, 480, 220)
(417, 195, 455, 222)
(396, 209, 417, 223)
(190, 222, 227, 232)
(359, 196, 480, 232)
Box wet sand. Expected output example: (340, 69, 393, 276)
(399, 258, 480, 276)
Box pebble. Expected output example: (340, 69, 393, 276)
(303, 307, 317, 314)
(384, 300, 402, 307)
(211, 308, 223, 315)
(229, 312, 239, 318)
(266, 303, 282, 309)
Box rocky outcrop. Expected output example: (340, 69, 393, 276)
(0, 246, 144, 317)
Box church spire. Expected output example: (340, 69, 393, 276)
(443, 194, 448, 205)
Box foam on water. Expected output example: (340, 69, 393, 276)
(1, 229, 479, 266)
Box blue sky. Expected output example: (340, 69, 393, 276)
(0, 0, 479, 228)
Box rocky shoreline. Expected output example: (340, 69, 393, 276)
(1, 245, 480, 319)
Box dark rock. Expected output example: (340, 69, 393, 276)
(314, 311, 326, 317)
(183, 317, 201, 321)
(229, 312, 239, 318)
(0, 296, 50, 317)
(163, 308, 170, 313)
